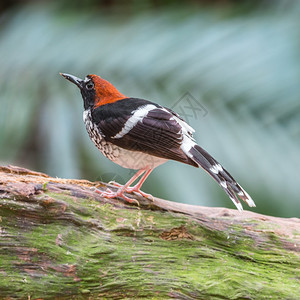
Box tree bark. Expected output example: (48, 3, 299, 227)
(0, 165, 299, 299)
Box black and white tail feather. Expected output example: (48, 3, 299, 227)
(175, 111, 255, 212)
(189, 145, 255, 211)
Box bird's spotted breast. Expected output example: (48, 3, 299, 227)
(83, 109, 120, 161)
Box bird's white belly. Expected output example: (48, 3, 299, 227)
(112, 147, 167, 170)
(90, 137, 167, 170)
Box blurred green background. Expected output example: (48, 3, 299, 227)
(1, 0, 299, 217)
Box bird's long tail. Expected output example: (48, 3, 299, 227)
(189, 144, 255, 211)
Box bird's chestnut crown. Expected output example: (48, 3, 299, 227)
(60, 73, 126, 109)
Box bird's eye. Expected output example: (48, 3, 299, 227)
(86, 82, 94, 90)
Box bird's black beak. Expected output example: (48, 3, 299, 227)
(60, 73, 84, 89)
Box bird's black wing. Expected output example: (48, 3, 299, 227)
(92, 98, 197, 166)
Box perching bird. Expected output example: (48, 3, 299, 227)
(60, 73, 255, 211)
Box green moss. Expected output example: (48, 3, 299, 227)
(0, 190, 299, 299)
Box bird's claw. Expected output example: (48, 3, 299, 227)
(96, 188, 140, 206)
(108, 181, 123, 188)
(131, 189, 154, 201)
(102, 181, 154, 201)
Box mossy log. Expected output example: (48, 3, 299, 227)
(0, 165, 299, 299)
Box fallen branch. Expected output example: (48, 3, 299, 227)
(0, 165, 299, 299)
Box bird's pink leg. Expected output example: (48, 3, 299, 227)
(107, 169, 147, 188)
(97, 169, 146, 204)
(125, 169, 154, 199)
(108, 169, 154, 199)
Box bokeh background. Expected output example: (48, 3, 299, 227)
(1, 0, 299, 217)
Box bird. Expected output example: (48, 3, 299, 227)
(60, 73, 256, 211)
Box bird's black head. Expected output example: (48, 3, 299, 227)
(60, 73, 96, 110)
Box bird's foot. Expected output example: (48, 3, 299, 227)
(126, 186, 154, 201)
(107, 181, 154, 201)
(96, 188, 140, 206)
